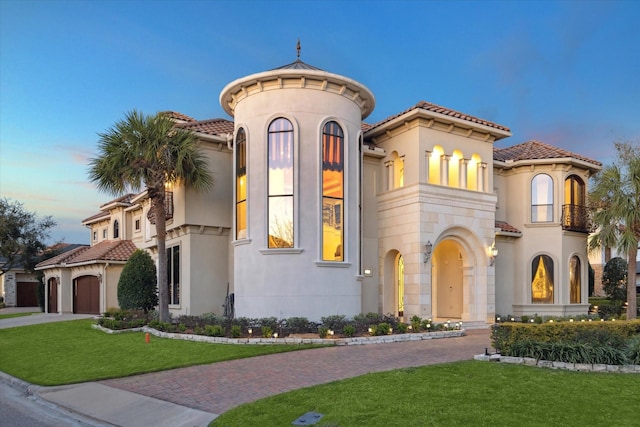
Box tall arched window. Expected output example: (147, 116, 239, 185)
(448, 150, 462, 188)
(531, 254, 554, 303)
(563, 175, 586, 232)
(531, 174, 554, 222)
(268, 118, 294, 248)
(428, 145, 443, 184)
(235, 128, 247, 239)
(570, 255, 581, 303)
(322, 121, 344, 261)
(113, 219, 119, 239)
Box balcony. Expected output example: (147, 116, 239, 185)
(561, 204, 590, 233)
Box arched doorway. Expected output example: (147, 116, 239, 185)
(433, 240, 464, 319)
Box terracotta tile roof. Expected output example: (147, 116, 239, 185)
(366, 101, 510, 134)
(161, 111, 196, 122)
(494, 140, 602, 166)
(70, 240, 137, 264)
(99, 193, 136, 209)
(177, 118, 235, 137)
(36, 245, 91, 268)
(37, 240, 137, 268)
(495, 220, 522, 235)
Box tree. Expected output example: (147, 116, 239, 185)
(88, 110, 213, 322)
(589, 141, 640, 319)
(602, 257, 627, 303)
(118, 249, 158, 311)
(0, 198, 56, 276)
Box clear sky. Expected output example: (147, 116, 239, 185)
(1, 0, 639, 245)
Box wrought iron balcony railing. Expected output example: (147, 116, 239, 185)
(561, 204, 589, 233)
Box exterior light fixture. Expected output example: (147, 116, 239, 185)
(424, 241, 433, 263)
(248, 328, 252, 335)
(273, 332, 278, 338)
(489, 242, 498, 266)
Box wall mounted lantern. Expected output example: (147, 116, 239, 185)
(423, 241, 433, 263)
(489, 242, 498, 266)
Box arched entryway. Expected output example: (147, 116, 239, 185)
(73, 275, 100, 314)
(432, 240, 464, 319)
(47, 277, 58, 313)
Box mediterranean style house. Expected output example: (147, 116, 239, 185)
(36, 56, 603, 325)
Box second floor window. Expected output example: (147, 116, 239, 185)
(268, 118, 294, 248)
(236, 128, 247, 239)
(532, 174, 553, 222)
(322, 121, 344, 261)
(113, 219, 119, 239)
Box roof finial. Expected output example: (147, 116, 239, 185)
(296, 38, 301, 59)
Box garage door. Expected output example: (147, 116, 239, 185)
(74, 276, 100, 314)
(48, 278, 58, 313)
(17, 282, 38, 307)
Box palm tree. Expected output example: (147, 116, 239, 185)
(589, 141, 640, 319)
(88, 110, 213, 321)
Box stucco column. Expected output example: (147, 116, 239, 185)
(424, 151, 431, 183)
(385, 160, 394, 191)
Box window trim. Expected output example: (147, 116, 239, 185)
(166, 244, 180, 306)
(235, 127, 248, 241)
(531, 174, 554, 223)
(531, 254, 554, 304)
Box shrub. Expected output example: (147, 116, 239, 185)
(602, 257, 627, 304)
(318, 327, 329, 338)
(117, 249, 158, 312)
(626, 335, 640, 365)
(230, 325, 242, 338)
(410, 315, 422, 331)
(284, 317, 312, 334)
(342, 324, 356, 337)
(321, 315, 348, 331)
(204, 324, 225, 337)
(372, 322, 391, 336)
(261, 325, 273, 338)
(396, 323, 409, 334)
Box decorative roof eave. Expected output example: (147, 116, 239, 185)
(494, 157, 602, 173)
(81, 212, 110, 226)
(220, 68, 375, 119)
(365, 106, 511, 144)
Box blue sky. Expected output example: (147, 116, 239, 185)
(1, 0, 639, 244)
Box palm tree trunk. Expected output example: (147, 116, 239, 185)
(153, 193, 170, 322)
(627, 244, 638, 320)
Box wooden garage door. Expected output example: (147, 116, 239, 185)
(17, 282, 38, 307)
(74, 276, 100, 314)
(48, 278, 58, 313)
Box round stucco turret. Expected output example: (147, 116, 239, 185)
(220, 59, 375, 321)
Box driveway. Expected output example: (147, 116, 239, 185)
(0, 307, 94, 329)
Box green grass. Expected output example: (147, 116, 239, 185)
(0, 312, 39, 320)
(212, 361, 640, 427)
(0, 319, 321, 386)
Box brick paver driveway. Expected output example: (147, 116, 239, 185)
(102, 329, 491, 415)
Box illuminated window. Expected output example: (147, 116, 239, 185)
(394, 154, 404, 188)
(448, 150, 462, 188)
(397, 254, 404, 316)
(113, 219, 119, 239)
(322, 121, 344, 261)
(563, 175, 587, 232)
(428, 146, 443, 184)
(268, 118, 294, 248)
(532, 174, 553, 222)
(467, 153, 481, 191)
(570, 256, 581, 303)
(531, 255, 554, 303)
(236, 128, 247, 239)
(167, 245, 180, 305)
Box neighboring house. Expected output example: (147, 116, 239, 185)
(36, 58, 603, 323)
(588, 246, 640, 296)
(2, 244, 86, 308)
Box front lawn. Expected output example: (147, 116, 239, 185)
(212, 360, 640, 426)
(0, 319, 320, 386)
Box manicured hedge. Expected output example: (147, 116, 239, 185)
(492, 320, 640, 365)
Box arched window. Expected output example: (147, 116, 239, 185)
(563, 175, 587, 232)
(322, 121, 344, 261)
(268, 118, 294, 248)
(531, 254, 554, 303)
(113, 219, 119, 239)
(448, 150, 462, 188)
(428, 146, 444, 185)
(235, 128, 247, 239)
(531, 174, 553, 222)
(570, 256, 581, 303)
(467, 153, 482, 191)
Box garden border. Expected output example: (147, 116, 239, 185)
(474, 353, 640, 373)
(92, 324, 465, 346)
